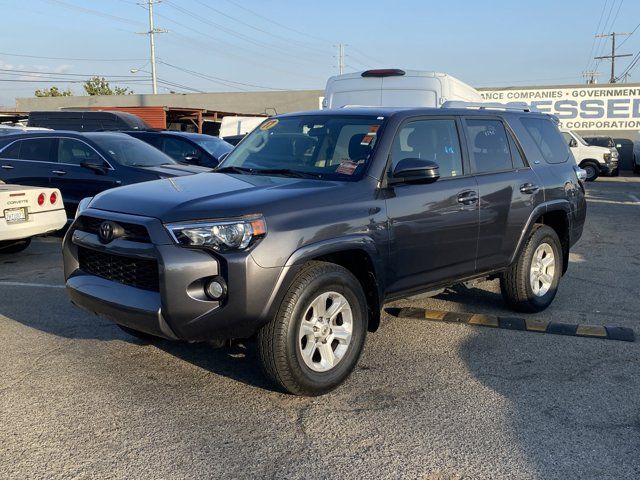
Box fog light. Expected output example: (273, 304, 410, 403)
(205, 277, 227, 301)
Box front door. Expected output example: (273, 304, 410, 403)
(385, 117, 480, 294)
(50, 138, 119, 217)
(0, 137, 56, 188)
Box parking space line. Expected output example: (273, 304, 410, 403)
(0, 281, 65, 289)
(386, 308, 635, 342)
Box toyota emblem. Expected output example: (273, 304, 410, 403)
(98, 221, 117, 244)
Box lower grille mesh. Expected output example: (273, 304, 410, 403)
(78, 247, 159, 292)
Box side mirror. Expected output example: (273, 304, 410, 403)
(389, 158, 440, 184)
(183, 154, 200, 164)
(569, 138, 577, 148)
(80, 160, 108, 175)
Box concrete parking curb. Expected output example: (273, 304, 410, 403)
(385, 308, 636, 342)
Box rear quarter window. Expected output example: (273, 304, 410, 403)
(521, 117, 569, 164)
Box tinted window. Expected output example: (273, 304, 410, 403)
(391, 119, 463, 178)
(58, 138, 102, 165)
(508, 132, 526, 168)
(521, 117, 569, 164)
(92, 135, 176, 167)
(0, 140, 22, 159)
(17, 138, 55, 162)
(162, 137, 199, 161)
(466, 119, 512, 173)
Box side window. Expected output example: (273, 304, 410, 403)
(391, 119, 463, 178)
(465, 119, 513, 173)
(18, 138, 55, 162)
(58, 139, 102, 165)
(521, 117, 569, 164)
(0, 140, 22, 159)
(507, 132, 526, 168)
(162, 137, 198, 161)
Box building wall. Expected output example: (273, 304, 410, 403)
(16, 90, 324, 116)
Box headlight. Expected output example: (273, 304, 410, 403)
(603, 152, 611, 162)
(611, 149, 619, 158)
(166, 215, 267, 251)
(75, 197, 94, 219)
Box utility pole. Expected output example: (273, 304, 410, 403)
(335, 44, 346, 74)
(139, 0, 166, 94)
(594, 32, 632, 83)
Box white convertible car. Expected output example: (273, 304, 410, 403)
(0, 180, 67, 253)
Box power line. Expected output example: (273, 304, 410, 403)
(594, 32, 632, 82)
(0, 68, 138, 78)
(0, 51, 146, 62)
(44, 0, 144, 27)
(583, 0, 610, 73)
(592, 0, 624, 71)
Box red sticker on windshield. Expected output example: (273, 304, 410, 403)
(336, 160, 357, 175)
(367, 125, 380, 136)
(360, 135, 374, 146)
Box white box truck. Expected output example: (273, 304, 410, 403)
(322, 69, 482, 109)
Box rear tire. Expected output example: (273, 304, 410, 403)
(257, 261, 368, 396)
(0, 238, 31, 254)
(581, 162, 599, 182)
(500, 225, 563, 313)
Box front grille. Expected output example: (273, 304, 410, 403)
(77, 216, 151, 243)
(78, 247, 160, 292)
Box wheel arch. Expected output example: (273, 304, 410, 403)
(275, 235, 386, 332)
(510, 202, 571, 275)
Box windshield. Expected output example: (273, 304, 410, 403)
(572, 131, 589, 146)
(218, 114, 385, 181)
(192, 136, 233, 159)
(94, 135, 176, 167)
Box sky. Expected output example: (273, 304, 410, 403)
(1, 0, 640, 106)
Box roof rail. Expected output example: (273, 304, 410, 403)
(441, 101, 536, 112)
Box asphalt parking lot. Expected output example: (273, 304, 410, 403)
(1, 176, 639, 480)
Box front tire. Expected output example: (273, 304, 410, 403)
(257, 261, 368, 396)
(500, 225, 563, 313)
(581, 162, 599, 182)
(0, 238, 31, 254)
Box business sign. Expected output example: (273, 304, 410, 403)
(479, 85, 640, 131)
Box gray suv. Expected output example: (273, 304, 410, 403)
(62, 106, 586, 395)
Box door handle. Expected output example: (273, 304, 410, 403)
(457, 190, 478, 205)
(1, 164, 14, 170)
(51, 170, 67, 176)
(520, 183, 540, 194)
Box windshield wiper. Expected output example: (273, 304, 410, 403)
(250, 168, 322, 179)
(215, 166, 255, 174)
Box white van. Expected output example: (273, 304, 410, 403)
(560, 129, 618, 182)
(322, 69, 482, 109)
(219, 116, 267, 140)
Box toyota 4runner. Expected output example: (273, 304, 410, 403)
(63, 106, 586, 396)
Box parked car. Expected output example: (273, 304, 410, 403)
(560, 129, 617, 181)
(612, 137, 634, 171)
(633, 141, 640, 174)
(28, 110, 149, 132)
(124, 130, 233, 168)
(63, 105, 586, 396)
(582, 135, 620, 176)
(0, 180, 66, 253)
(322, 69, 482, 109)
(0, 131, 210, 218)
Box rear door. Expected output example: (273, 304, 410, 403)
(463, 117, 542, 272)
(0, 137, 55, 188)
(49, 137, 120, 217)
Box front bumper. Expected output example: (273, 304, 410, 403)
(63, 209, 285, 342)
(600, 159, 618, 175)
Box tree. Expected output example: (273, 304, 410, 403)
(34, 86, 73, 97)
(83, 76, 133, 96)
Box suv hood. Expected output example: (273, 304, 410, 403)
(137, 164, 211, 176)
(89, 172, 342, 222)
